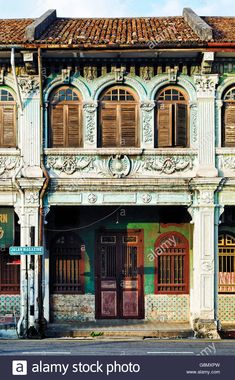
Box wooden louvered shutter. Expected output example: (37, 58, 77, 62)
(224, 103, 235, 147)
(101, 104, 118, 147)
(120, 104, 138, 147)
(175, 103, 187, 147)
(157, 103, 172, 147)
(51, 104, 64, 147)
(67, 105, 82, 147)
(0, 104, 16, 147)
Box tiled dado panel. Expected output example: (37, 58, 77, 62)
(218, 295, 235, 321)
(145, 294, 190, 322)
(50, 294, 190, 322)
(0, 295, 20, 316)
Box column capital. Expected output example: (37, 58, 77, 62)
(194, 74, 218, 98)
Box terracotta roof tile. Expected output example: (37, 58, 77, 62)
(0, 16, 234, 47)
(0, 18, 34, 44)
(203, 17, 235, 42)
(34, 16, 201, 47)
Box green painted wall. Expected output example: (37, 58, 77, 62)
(54, 207, 193, 295)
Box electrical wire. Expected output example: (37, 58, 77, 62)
(45, 206, 122, 232)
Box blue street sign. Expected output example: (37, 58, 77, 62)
(9, 246, 44, 255)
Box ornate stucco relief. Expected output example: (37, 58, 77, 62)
(45, 153, 197, 178)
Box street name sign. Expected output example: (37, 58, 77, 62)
(9, 246, 44, 255)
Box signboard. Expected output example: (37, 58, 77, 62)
(0, 208, 14, 249)
(9, 246, 44, 256)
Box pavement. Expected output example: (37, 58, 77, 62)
(0, 339, 235, 356)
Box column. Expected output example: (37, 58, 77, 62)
(194, 75, 218, 177)
(189, 186, 220, 338)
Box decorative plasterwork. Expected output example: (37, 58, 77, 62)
(83, 102, 97, 144)
(45, 155, 94, 175)
(92, 73, 147, 101)
(108, 155, 131, 178)
(18, 76, 39, 97)
(25, 190, 39, 205)
(148, 74, 197, 102)
(218, 155, 235, 171)
(194, 75, 218, 98)
(140, 101, 155, 144)
(0, 155, 20, 177)
(45, 153, 197, 178)
(143, 156, 194, 175)
(88, 193, 98, 204)
(201, 260, 214, 272)
(190, 102, 198, 145)
(198, 190, 215, 205)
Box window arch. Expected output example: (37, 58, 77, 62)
(98, 86, 139, 148)
(50, 232, 85, 294)
(155, 232, 189, 294)
(222, 87, 235, 147)
(156, 86, 189, 148)
(0, 88, 16, 147)
(218, 233, 235, 293)
(49, 86, 83, 148)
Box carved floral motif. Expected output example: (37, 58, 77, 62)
(83, 103, 97, 144)
(143, 156, 193, 174)
(194, 75, 218, 97)
(46, 156, 94, 175)
(0, 156, 20, 177)
(18, 77, 39, 96)
(141, 102, 155, 143)
(25, 191, 39, 204)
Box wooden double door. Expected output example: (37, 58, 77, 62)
(95, 230, 144, 319)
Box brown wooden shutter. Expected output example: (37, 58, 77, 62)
(0, 104, 16, 147)
(224, 103, 235, 147)
(100, 103, 118, 147)
(120, 104, 138, 147)
(50, 104, 64, 147)
(67, 105, 82, 147)
(175, 103, 187, 147)
(157, 103, 172, 147)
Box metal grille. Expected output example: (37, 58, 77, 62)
(101, 245, 116, 278)
(122, 245, 138, 277)
(218, 233, 235, 293)
(0, 251, 20, 293)
(155, 233, 189, 294)
(51, 233, 84, 294)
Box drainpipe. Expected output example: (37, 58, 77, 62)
(12, 156, 27, 337)
(38, 47, 50, 337)
(10, 48, 23, 112)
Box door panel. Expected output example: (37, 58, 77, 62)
(96, 230, 144, 319)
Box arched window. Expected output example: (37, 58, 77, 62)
(156, 87, 188, 148)
(50, 233, 85, 293)
(155, 232, 189, 294)
(222, 87, 235, 147)
(98, 86, 139, 147)
(0, 88, 16, 147)
(49, 86, 83, 148)
(218, 233, 235, 293)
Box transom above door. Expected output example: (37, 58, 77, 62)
(95, 229, 144, 319)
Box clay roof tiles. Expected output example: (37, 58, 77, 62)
(0, 16, 234, 47)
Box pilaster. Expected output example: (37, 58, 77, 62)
(189, 183, 220, 338)
(194, 75, 218, 177)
